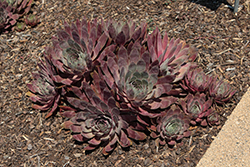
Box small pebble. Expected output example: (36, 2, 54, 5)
(226, 67, 235, 71)
(64, 155, 70, 160)
(144, 158, 152, 166)
(27, 144, 32, 151)
(143, 143, 149, 150)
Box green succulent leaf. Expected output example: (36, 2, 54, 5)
(189, 101, 201, 117)
(164, 118, 182, 136)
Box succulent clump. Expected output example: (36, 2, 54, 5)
(0, 0, 35, 32)
(27, 18, 236, 155)
(25, 13, 39, 27)
(209, 77, 236, 104)
(179, 93, 213, 125)
(0, 0, 18, 31)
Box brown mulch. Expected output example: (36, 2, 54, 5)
(1, 0, 250, 166)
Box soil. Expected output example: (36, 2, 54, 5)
(0, 0, 250, 166)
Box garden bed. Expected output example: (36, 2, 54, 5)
(0, 0, 249, 166)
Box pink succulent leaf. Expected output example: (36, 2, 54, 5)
(150, 131, 159, 139)
(183, 131, 191, 138)
(72, 134, 84, 142)
(103, 137, 117, 154)
(167, 140, 176, 146)
(88, 138, 101, 146)
(70, 124, 82, 133)
(60, 110, 76, 118)
(200, 119, 208, 126)
(146, 96, 177, 110)
(159, 138, 166, 146)
(126, 127, 147, 140)
(119, 130, 132, 148)
(92, 33, 109, 60)
(81, 131, 95, 139)
(45, 95, 60, 118)
(62, 121, 74, 129)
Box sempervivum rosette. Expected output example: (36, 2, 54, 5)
(25, 13, 39, 27)
(0, 0, 33, 32)
(150, 105, 191, 151)
(209, 77, 236, 104)
(62, 72, 146, 155)
(11, 0, 33, 18)
(0, 0, 19, 31)
(100, 41, 177, 117)
(206, 111, 220, 126)
(103, 19, 147, 46)
(179, 93, 213, 125)
(47, 18, 110, 85)
(147, 28, 198, 83)
(26, 17, 238, 156)
(27, 57, 61, 118)
(181, 68, 212, 93)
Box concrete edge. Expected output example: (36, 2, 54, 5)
(196, 87, 250, 167)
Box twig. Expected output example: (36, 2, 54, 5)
(38, 112, 42, 126)
(205, 69, 215, 75)
(45, 161, 56, 166)
(214, 48, 232, 55)
(188, 135, 193, 147)
(234, 0, 239, 13)
(241, 40, 249, 50)
(241, 56, 244, 65)
(29, 154, 41, 167)
(63, 161, 70, 167)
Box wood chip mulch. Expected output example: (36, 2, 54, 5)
(0, 0, 250, 166)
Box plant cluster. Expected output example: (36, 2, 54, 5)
(27, 18, 236, 155)
(0, 0, 39, 33)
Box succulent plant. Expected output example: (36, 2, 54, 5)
(26, 57, 61, 118)
(209, 77, 236, 104)
(100, 40, 177, 117)
(147, 28, 198, 83)
(0, 0, 33, 32)
(181, 68, 212, 93)
(47, 18, 110, 85)
(14, 0, 33, 16)
(199, 104, 219, 126)
(1, 0, 14, 5)
(206, 111, 220, 126)
(0, 0, 19, 31)
(25, 13, 39, 27)
(103, 19, 147, 46)
(62, 72, 146, 155)
(26, 18, 237, 155)
(15, 21, 24, 31)
(150, 105, 190, 150)
(179, 93, 213, 125)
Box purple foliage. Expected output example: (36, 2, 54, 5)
(27, 18, 236, 155)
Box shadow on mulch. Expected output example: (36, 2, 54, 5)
(187, 0, 234, 11)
